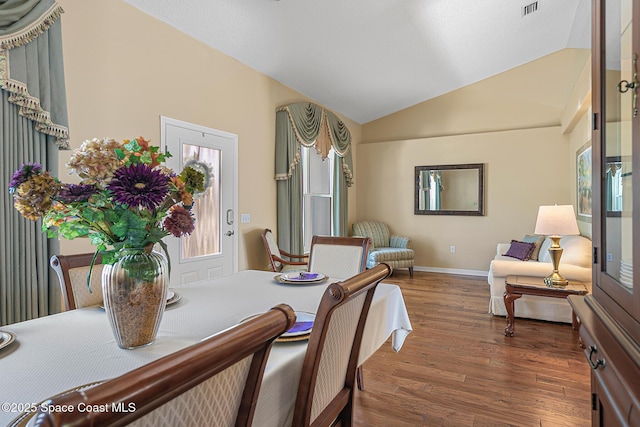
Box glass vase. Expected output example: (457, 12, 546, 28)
(102, 246, 168, 349)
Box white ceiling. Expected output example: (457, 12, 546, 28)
(122, 0, 591, 124)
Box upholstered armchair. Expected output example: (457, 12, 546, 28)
(352, 221, 414, 277)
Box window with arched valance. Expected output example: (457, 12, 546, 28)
(275, 103, 353, 254)
(1, 0, 68, 325)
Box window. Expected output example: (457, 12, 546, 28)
(301, 146, 334, 252)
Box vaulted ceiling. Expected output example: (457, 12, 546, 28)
(122, 0, 591, 124)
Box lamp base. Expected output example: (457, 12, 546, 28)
(544, 272, 569, 288)
(545, 235, 568, 287)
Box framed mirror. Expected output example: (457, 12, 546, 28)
(414, 163, 484, 216)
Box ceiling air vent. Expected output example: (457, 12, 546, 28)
(522, 1, 539, 17)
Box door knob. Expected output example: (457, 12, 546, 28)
(225, 230, 234, 236)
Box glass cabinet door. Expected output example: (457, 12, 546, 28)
(593, 0, 638, 321)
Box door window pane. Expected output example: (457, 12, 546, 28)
(181, 144, 220, 259)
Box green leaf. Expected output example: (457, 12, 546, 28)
(139, 151, 153, 164)
(146, 227, 169, 245)
(100, 249, 118, 265)
(124, 139, 141, 152)
(114, 148, 125, 160)
(58, 221, 91, 240)
(82, 207, 105, 223)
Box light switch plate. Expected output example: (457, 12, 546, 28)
(240, 213, 251, 223)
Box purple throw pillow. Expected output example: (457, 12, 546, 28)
(503, 240, 535, 261)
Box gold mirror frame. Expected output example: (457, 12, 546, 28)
(414, 163, 485, 216)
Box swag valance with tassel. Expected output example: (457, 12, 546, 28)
(275, 102, 353, 186)
(275, 102, 354, 254)
(0, 0, 69, 148)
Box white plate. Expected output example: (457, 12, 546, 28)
(166, 290, 181, 306)
(274, 272, 327, 285)
(0, 330, 16, 351)
(620, 279, 633, 289)
(281, 311, 316, 338)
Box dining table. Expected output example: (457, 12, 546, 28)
(0, 269, 412, 427)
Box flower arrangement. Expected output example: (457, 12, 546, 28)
(8, 136, 205, 267)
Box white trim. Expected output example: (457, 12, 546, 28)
(413, 266, 489, 278)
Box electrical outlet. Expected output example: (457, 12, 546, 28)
(240, 213, 251, 224)
(607, 252, 613, 262)
(450, 245, 456, 253)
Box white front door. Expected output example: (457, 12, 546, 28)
(161, 117, 238, 285)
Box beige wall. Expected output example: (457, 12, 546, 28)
(53, 1, 592, 275)
(55, 0, 361, 270)
(356, 127, 570, 272)
(362, 49, 590, 142)
(563, 56, 593, 238)
(357, 49, 592, 274)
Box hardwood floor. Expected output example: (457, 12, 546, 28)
(353, 271, 591, 427)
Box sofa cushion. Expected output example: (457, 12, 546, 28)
(503, 240, 535, 261)
(537, 235, 591, 268)
(558, 235, 592, 268)
(522, 234, 545, 261)
(368, 247, 414, 263)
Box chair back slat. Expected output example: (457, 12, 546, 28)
(32, 304, 296, 427)
(50, 253, 103, 310)
(129, 356, 253, 427)
(310, 292, 366, 422)
(261, 228, 308, 273)
(263, 229, 283, 270)
(308, 236, 371, 280)
(293, 263, 392, 427)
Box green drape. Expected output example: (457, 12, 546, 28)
(0, 0, 40, 27)
(275, 103, 353, 253)
(0, 0, 66, 325)
(275, 109, 304, 255)
(0, 0, 69, 148)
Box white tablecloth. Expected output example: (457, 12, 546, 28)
(0, 270, 412, 426)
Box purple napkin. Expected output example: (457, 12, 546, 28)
(289, 273, 319, 281)
(288, 321, 314, 333)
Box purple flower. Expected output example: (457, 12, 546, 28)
(9, 163, 43, 193)
(163, 205, 195, 237)
(107, 164, 169, 210)
(58, 184, 98, 203)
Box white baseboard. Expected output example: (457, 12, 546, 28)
(413, 266, 489, 278)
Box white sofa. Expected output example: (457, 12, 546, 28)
(488, 235, 592, 323)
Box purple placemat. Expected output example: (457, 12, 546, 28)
(288, 273, 320, 281)
(288, 321, 314, 333)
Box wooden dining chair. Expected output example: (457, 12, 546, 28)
(307, 236, 372, 280)
(31, 303, 296, 427)
(307, 235, 373, 391)
(261, 228, 309, 273)
(50, 253, 104, 310)
(292, 263, 392, 427)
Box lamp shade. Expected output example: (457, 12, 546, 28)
(534, 205, 580, 236)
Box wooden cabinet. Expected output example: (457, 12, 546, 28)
(568, 0, 640, 425)
(569, 296, 640, 426)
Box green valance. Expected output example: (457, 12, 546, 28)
(0, 0, 69, 148)
(275, 102, 353, 187)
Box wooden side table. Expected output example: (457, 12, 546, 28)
(503, 275, 588, 337)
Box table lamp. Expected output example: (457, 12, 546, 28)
(534, 205, 580, 287)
